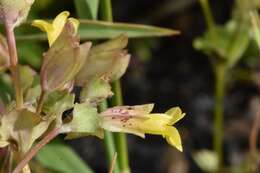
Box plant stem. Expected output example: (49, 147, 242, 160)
(199, 0, 217, 39)
(100, 0, 113, 21)
(213, 63, 226, 168)
(111, 81, 130, 173)
(100, 0, 130, 172)
(199, 0, 226, 168)
(99, 101, 120, 173)
(4, 22, 23, 109)
(12, 128, 60, 173)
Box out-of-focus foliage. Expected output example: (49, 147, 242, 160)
(36, 142, 94, 173)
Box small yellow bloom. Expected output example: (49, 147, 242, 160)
(32, 11, 79, 46)
(101, 104, 185, 151)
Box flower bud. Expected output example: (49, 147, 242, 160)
(76, 34, 130, 86)
(41, 21, 91, 92)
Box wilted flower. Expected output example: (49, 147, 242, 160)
(100, 104, 185, 151)
(32, 11, 79, 46)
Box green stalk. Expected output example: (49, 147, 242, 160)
(199, 0, 217, 39)
(199, 0, 226, 168)
(213, 63, 226, 168)
(99, 101, 120, 173)
(111, 81, 130, 173)
(100, 1, 130, 173)
(5, 23, 23, 109)
(100, 0, 113, 21)
(74, 1, 120, 172)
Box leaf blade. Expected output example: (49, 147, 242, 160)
(17, 20, 180, 41)
(74, 0, 100, 19)
(36, 142, 94, 173)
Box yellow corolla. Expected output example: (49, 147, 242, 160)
(32, 11, 79, 46)
(101, 104, 185, 151)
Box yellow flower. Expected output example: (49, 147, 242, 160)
(32, 11, 79, 46)
(101, 104, 185, 151)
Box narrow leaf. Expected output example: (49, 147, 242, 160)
(16, 20, 180, 41)
(36, 142, 94, 173)
(74, 0, 99, 19)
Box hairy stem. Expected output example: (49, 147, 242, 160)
(12, 128, 60, 173)
(4, 22, 23, 109)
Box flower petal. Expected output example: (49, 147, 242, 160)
(68, 18, 80, 32)
(142, 114, 170, 134)
(165, 107, 185, 125)
(101, 104, 154, 118)
(32, 20, 53, 33)
(101, 116, 145, 138)
(165, 126, 183, 151)
(53, 11, 70, 31)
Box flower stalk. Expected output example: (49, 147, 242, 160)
(199, 0, 217, 39)
(99, 101, 120, 173)
(111, 81, 130, 173)
(4, 22, 23, 109)
(12, 128, 60, 173)
(199, 0, 226, 168)
(213, 63, 226, 167)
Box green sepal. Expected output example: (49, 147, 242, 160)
(80, 77, 113, 106)
(62, 103, 103, 139)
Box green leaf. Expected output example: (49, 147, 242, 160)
(0, 108, 51, 153)
(36, 142, 94, 173)
(20, 65, 36, 94)
(74, 0, 99, 20)
(62, 103, 100, 135)
(193, 20, 250, 67)
(16, 20, 180, 41)
(226, 21, 250, 67)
